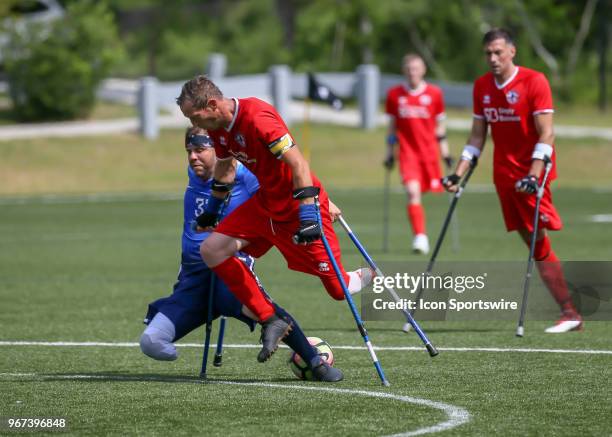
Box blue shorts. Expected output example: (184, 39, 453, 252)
(144, 254, 257, 341)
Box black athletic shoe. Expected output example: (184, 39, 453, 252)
(258, 315, 292, 363)
(310, 358, 344, 382)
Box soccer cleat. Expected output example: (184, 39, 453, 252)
(412, 234, 430, 255)
(258, 315, 292, 362)
(310, 357, 344, 382)
(545, 315, 583, 334)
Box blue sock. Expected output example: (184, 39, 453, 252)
(273, 303, 318, 365)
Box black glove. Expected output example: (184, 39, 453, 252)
(293, 220, 321, 244)
(441, 174, 460, 188)
(194, 195, 225, 229)
(443, 156, 455, 170)
(293, 204, 321, 244)
(195, 211, 219, 228)
(515, 175, 538, 194)
(383, 153, 394, 170)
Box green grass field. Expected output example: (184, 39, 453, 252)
(1, 124, 612, 435)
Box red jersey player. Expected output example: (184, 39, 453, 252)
(385, 54, 454, 254)
(177, 76, 372, 368)
(443, 28, 582, 333)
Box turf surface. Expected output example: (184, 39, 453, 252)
(1, 186, 611, 436)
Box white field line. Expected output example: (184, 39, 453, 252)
(0, 372, 470, 437)
(0, 341, 611, 355)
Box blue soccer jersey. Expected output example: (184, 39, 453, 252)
(181, 163, 259, 263)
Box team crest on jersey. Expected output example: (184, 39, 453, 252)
(235, 133, 246, 148)
(398, 96, 407, 104)
(483, 94, 491, 104)
(318, 262, 330, 272)
(419, 94, 432, 106)
(506, 90, 520, 104)
(219, 136, 227, 146)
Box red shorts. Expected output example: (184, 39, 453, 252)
(214, 191, 348, 300)
(495, 183, 563, 232)
(398, 147, 443, 192)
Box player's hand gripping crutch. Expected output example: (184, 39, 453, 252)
(296, 192, 390, 386)
(337, 215, 439, 357)
(405, 156, 478, 332)
(516, 158, 553, 337)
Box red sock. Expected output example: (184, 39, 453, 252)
(532, 236, 577, 316)
(211, 257, 275, 321)
(407, 204, 426, 235)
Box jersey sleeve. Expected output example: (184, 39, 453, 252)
(385, 88, 396, 116)
(529, 73, 554, 115)
(472, 79, 485, 120)
(255, 108, 295, 159)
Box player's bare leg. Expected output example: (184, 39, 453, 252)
(405, 179, 429, 254)
(517, 229, 582, 333)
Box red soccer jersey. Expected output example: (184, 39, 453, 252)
(472, 67, 556, 184)
(385, 82, 445, 163)
(208, 98, 321, 222)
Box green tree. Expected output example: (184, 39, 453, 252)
(4, 0, 123, 121)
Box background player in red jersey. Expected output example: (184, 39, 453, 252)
(443, 28, 582, 333)
(385, 54, 454, 254)
(176, 76, 372, 366)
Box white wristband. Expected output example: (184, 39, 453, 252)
(461, 145, 481, 161)
(532, 142, 553, 161)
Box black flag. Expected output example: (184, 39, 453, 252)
(307, 72, 343, 110)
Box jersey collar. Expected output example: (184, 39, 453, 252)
(225, 98, 240, 132)
(495, 66, 519, 89)
(403, 81, 427, 96)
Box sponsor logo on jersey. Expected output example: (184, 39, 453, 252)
(419, 94, 432, 106)
(506, 90, 520, 104)
(235, 133, 246, 148)
(318, 262, 330, 272)
(483, 94, 491, 104)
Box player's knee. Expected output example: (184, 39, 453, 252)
(140, 329, 178, 361)
(200, 234, 233, 265)
(140, 312, 178, 361)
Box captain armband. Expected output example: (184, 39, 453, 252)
(460, 145, 481, 162)
(531, 143, 553, 161)
(268, 133, 295, 159)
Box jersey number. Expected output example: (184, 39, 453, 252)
(195, 198, 205, 216)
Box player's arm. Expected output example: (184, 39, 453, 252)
(516, 113, 554, 193)
(279, 146, 324, 244)
(384, 117, 397, 169)
(530, 112, 554, 178)
(435, 118, 454, 170)
(281, 146, 314, 203)
(443, 117, 487, 192)
(195, 158, 237, 230)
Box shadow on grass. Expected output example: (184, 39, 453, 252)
(40, 372, 299, 385)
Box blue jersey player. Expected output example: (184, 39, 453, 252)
(140, 127, 343, 382)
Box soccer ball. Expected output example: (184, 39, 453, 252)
(288, 337, 334, 381)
